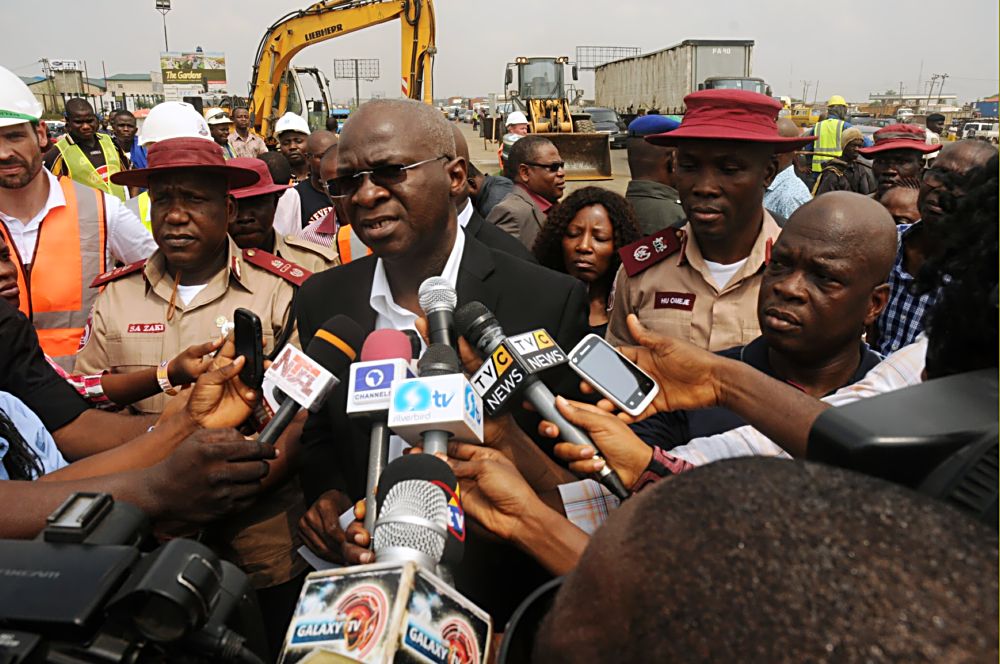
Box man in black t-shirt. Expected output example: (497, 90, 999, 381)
(295, 130, 338, 229)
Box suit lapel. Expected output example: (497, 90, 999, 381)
(457, 233, 500, 315)
(345, 257, 378, 331)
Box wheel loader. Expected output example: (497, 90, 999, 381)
(503, 56, 612, 180)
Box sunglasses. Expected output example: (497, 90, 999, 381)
(325, 156, 448, 198)
(524, 161, 566, 173)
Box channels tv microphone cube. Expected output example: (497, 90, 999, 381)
(347, 360, 416, 416)
(277, 562, 492, 664)
(387, 375, 484, 446)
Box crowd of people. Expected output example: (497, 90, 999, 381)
(0, 59, 996, 662)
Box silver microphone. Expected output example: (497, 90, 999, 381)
(373, 479, 448, 572)
(418, 276, 458, 349)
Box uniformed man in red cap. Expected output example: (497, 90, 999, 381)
(857, 124, 941, 198)
(606, 89, 814, 351)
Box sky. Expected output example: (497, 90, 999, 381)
(3, 0, 997, 105)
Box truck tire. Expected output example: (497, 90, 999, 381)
(574, 119, 596, 134)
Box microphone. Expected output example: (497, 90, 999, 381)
(257, 315, 364, 446)
(418, 276, 458, 349)
(402, 329, 422, 363)
(346, 329, 416, 534)
(454, 301, 631, 500)
(388, 343, 484, 457)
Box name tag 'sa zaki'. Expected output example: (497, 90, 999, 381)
(654, 292, 696, 311)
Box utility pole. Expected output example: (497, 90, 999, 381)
(354, 59, 360, 109)
(926, 73, 941, 113)
(800, 80, 811, 104)
(155, 0, 171, 52)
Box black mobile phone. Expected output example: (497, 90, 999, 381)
(568, 334, 659, 416)
(234, 308, 264, 390)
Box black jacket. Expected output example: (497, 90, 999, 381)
(464, 207, 536, 263)
(295, 232, 588, 622)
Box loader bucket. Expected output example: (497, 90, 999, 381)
(539, 133, 613, 181)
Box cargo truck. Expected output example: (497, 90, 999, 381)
(594, 39, 769, 120)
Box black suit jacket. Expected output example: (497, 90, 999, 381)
(464, 208, 536, 263)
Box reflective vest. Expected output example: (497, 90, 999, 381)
(53, 133, 128, 201)
(125, 191, 152, 233)
(0, 177, 107, 371)
(811, 118, 845, 172)
(335, 225, 372, 264)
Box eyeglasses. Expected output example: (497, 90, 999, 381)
(325, 156, 448, 198)
(523, 161, 565, 173)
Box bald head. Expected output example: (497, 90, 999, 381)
(879, 185, 920, 225)
(342, 99, 456, 159)
(776, 118, 803, 170)
(304, 130, 338, 186)
(626, 136, 674, 186)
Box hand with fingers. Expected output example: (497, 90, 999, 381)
(167, 336, 227, 387)
(152, 428, 276, 523)
(539, 396, 652, 490)
(185, 339, 259, 429)
(299, 490, 373, 565)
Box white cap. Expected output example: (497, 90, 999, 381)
(0, 65, 43, 128)
(505, 110, 528, 127)
(138, 101, 211, 146)
(274, 111, 310, 137)
(204, 107, 233, 125)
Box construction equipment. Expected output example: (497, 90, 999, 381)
(250, 0, 436, 138)
(504, 56, 612, 180)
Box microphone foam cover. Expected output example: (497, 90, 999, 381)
(417, 343, 462, 377)
(361, 328, 413, 362)
(377, 453, 458, 511)
(418, 276, 458, 314)
(305, 315, 365, 377)
(454, 301, 494, 338)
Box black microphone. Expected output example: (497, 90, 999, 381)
(418, 276, 458, 349)
(257, 315, 364, 446)
(402, 328, 423, 360)
(454, 301, 631, 500)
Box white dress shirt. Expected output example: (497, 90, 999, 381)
(0, 169, 156, 265)
(369, 226, 466, 342)
(457, 199, 473, 229)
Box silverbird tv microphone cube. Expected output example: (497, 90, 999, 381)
(277, 562, 492, 664)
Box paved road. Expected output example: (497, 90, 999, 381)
(456, 121, 631, 197)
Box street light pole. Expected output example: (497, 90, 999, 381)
(155, 0, 171, 52)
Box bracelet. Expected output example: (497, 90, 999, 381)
(157, 361, 179, 396)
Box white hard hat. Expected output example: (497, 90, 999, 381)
(0, 65, 43, 128)
(138, 101, 211, 146)
(204, 107, 233, 125)
(505, 111, 528, 127)
(274, 112, 310, 137)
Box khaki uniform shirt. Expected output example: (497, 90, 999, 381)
(273, 232, 340, 275)
(75, 237, 309, 588)
(606, 211, 781, 352)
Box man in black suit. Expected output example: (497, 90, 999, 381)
(294, 99, 588, 621)
(450, 123, 536, 263)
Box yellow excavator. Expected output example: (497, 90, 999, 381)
(250, 0, 436, 138)
(504, 56, 612, 180)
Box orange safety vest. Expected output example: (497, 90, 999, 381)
(335, 224, 372, 264)
(0, 177, 107, 370)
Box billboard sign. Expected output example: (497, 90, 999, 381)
(159, 51, 227, 92)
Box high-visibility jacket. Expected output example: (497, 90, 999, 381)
(811, 118, 846, 172)
(124, 191, 152, 233)
(0, 177, 107, 370)
(53, 133, 128, 201)
(335, 224, 372, 264)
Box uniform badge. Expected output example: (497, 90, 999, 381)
(216, 316, 234, 337)
(653, 292, 696, 311)
(618, 228, 684, 277)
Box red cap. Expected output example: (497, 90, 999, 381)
(228, 157, 291, 199)
(645, 89, 815, 153)
(360, 329, 414, 362)
(857, 124, 941, 156)
(111, 137, 260, 189)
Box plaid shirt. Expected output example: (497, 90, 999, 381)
(876, 222, 938, 355)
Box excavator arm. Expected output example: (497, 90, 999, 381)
(251, 0, 436, 137)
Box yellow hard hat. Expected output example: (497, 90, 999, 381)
(827, 95, 847, 107)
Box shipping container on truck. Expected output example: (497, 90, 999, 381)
(594, 39, 761, 119)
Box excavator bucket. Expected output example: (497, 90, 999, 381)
(539, 133, 613, 181)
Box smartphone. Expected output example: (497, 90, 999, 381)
(568, 334, 659, 416)
(234, 308, 264, 390)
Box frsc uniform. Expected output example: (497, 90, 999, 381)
(51, 134, 128, 201)
(272, 232, 340, 274)
(74, 236, 311, 590)
(606, 211, 781, 352)
(0, 177, 107, 370)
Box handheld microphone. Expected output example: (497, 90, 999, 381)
(347, 329, 416, 534)
(454, 301, 631, 500)
(257, 315, 364, 446)
(418, 276, 458, 349)
(402, 329, 422, 361)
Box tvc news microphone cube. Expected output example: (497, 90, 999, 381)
(387, 375, 484, 446)
(347, 360, 416, 416)
(278, 562, 492, 664)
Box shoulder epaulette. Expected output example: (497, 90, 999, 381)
(242, 248, 312, 287)
(617, 227, 684, 277)
(90, 259, 146, 288)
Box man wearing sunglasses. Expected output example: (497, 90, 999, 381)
(293, 99, 588, 622)
(869, 139, 996, 355)
(486, 135, 566, 250)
